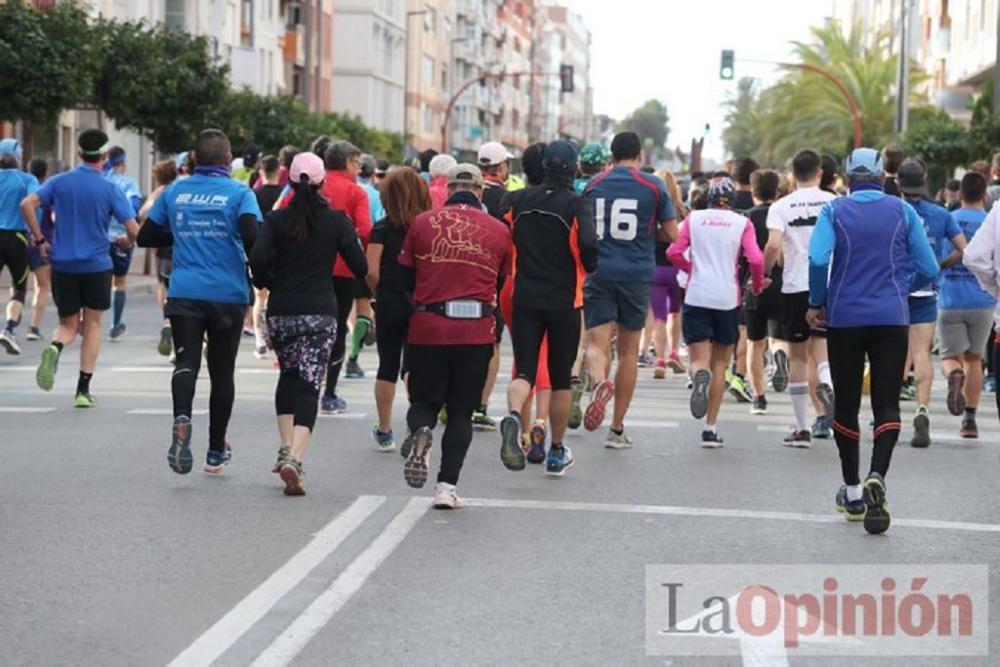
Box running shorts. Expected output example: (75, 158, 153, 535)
(778, 291, 811, 343)
(583, 277, 651, 331)
(0, 230, 30, 294)
(682, 304, 740, 346)
(938, 308, 994, 359)
(51, 270, 112, 317)
(908, 295, 938, 325)
(110, 244, 134, 278)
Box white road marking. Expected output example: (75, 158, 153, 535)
(110, 366, 172, 372)
(462, 497, 1000, 533)
(316, 412, 368, 420)
(620, 420, 679, 429)
(166, 495, 385, 667)
(251, 497, 430, 666)
(127, 408, 208, 416)
(0, 406, 56, 413)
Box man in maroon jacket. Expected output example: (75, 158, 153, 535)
(397, 164, 511, 510)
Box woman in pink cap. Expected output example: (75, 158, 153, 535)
(249, 152, 368, 495)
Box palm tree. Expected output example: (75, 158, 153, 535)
(722, 77, 761, 159)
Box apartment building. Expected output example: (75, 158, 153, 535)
(449, 0, 505, 158)
(404, 0, 456, 152)
(536, 4, 592, 143)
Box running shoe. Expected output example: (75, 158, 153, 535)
(403, 426, 433, 488)
(568, 377, 584, 430)
(946, 369, 966, 416)
(667, 352, 686, 374)
(984, 374, 997, 393)
(527, 421, 547, 463)
(835, 486, 866, 521)
(584, 379, 615, 431)
(811, 416, 832, 439)
(168, 415, 193, 475)
(364, 322, 377, 347)
(545, 444, 574, 477)
(320, 394, 347, 414)
(499, 414, 526, 471)
(605, 430, 634, 450)
(653, 358, 667, 379)
(751, 395, 768, 415)
(815, 382, 835, 419)
(345, 359, 365, 379)
(472, 408, 496, 431)
(109, 323, 127, 341)
(253, 345, 268, 359)
(725, 370, 752, 403)
(372, 425, 396, 452)
(25, 326, 42, 342)
(899, 379, 917, 401)
(911, 410, 931, 448)
(0, 329, 21, 355)
(960, 413, 978, 439)
(771, 349, 789, 393)
(689, 369, 711, 420)
(432, 482, 464, 509)
(701, 430, 724, 449)
(272, 445, 290, 472)
(783, 429, 812, 448)
(279, 459, 306, 496)
(73, 392, 96, 409)
(862, 473, 890, 535)
(203, 445, 232, 475)
(158, 324, 172, 356)
(242, 326, 255, 338)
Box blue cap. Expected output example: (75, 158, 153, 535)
(845, 148, 883, 178)
(543, 140, 578, 173)
(0, 138, 22, 159)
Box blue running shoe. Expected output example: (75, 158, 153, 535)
(835, 485, 865, 521)
(321, 394, 347, 414)
(811, 416, 832, 439)
(545, 445, 574, 477)
(372, 425, 395, 452)
(527, 422, 546, 463)
(204, 445, 232, 475)
(984, 374, 997, 393)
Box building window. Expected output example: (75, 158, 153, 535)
(292, 66, 303, 96)
(441, 66, 448, 90)
(422, 55, 435, 86)
(512, 109, 520, 130)
(425, 7, 437, 35)
(286, 1, 302, 28)
(165, 0, 185, 30)
(422, 103, 434, 132)
(241, 0, 254, 47)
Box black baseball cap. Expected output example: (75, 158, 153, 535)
(897, 159, 928, 197)
(543, 140, 578, 173)
(78, 129, 109, 158)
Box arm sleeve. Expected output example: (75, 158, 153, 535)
(963, 206, 1000, 298)
(904, 203, 940, 293)
(664, 217, 691, 273)
(337, 214, 369, 280)
(247, 217, 276, 289)
(808, 203, 837, 307)
(136, 218, 174, 247)
(238, 213, 259, 254)
(741, 220, 765, 292)
(575, 196, 599, 273)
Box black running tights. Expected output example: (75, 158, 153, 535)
(170, 314, 243, 452)
(827, 326, 909, 486)
(324, 277, 356, 398)
(276, 372, 320, 431)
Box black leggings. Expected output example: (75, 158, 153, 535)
(324, 277, 356, 398)
(276, 374, 320, 431)
(407, 343, 492, 485)
(374, 288, 412, 382)
(168, 300, 245, 453)
(827, 326, 908, 486)
(510, 305, 581, 390)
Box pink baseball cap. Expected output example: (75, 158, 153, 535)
(290, 152, 326, 186)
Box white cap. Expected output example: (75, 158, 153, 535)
(429, 153, 458, 179)
(477, 141, 513, 167)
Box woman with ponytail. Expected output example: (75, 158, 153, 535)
(249, 152, 368, 495)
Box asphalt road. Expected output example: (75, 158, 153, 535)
(1, 288, 998, 666)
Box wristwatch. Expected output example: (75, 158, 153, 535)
(34, 237, 47, 247)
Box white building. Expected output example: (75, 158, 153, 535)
(332, 0, 407, 133)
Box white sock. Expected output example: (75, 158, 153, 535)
(705, 423, 717, 433)
(846, 484, 862, 502)
(789, 382, 809, 431)
(818, 362, 832, 387)
(254, 331, 266, 349)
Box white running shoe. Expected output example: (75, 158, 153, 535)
(432, 482, 464, 509)
(0, 329, 21, 355)
(604, 430, 634, 449)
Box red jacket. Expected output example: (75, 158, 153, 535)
(429, 175, 449, 209)
(321, 170, 371, 278)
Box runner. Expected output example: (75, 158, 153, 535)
(742, 169, 783, 415)
(807, 147, 938, 534)
(667, 176, 766, 446)
(137, 128, 262, 475)
(103, 146, 143, 341)
(582, 131, 678, 446)
(250, 155, 284, 359)
(344, 154, 384, 379)
(897, 159, 966, 447)
(25, 157, 52, 342)
(396, 164, 510, 509)
(232, 143, 261, 189)
(0, 138, 36, 355)
(19, 129, 139, 406)
(651, 169, 687, 378)
(880, 143, 904, 197)
(937, 171, 994, 438)
(138, 159, 178, 357)
(367, 168, 432, 452)
(575, 142, 610, 194)
(427, 153, 456, 208)
(248, 152, 367, 494)
(763, 149, 837, 448)
(730, 157, 758, 212)
(498, 140, 597, 475)
(964, 194, 1000, 424)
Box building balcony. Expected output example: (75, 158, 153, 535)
(282, 26, 305, 65)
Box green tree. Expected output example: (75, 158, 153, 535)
(210, 90, 314, 153)
(618, 99, 670, 151)
(902, 108, 969, 191)
(721, 77, 761, 160)
(95, 19, 230, 153)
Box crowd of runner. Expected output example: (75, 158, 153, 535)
(2, 127, 999, 533)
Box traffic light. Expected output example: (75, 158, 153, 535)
(560, 65, 574, 93)
(720, 50, 734, 80)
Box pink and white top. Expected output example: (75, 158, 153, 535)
(666, 207, 765, 311)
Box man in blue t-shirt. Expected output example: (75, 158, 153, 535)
(0, 138, 38, 356)
(104, 146, 143, 341)
(138, 128, 262, 476)
(937, 171, 996, 439)
(897, 159, 966, 448)
(581, 131, 678, 447)
(19, 129, 138, 408)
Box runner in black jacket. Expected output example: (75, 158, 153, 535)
(498, 140, 598, 477)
